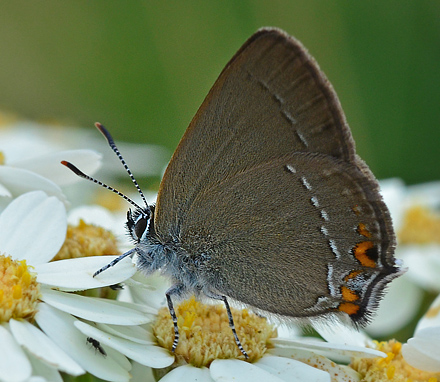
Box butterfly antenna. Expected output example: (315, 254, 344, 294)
(95, 122, 149, 208)
(60, 160, 144, 211)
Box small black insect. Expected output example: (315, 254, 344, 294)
(87, 337, 107, 357)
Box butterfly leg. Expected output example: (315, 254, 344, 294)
(206, 292, 249, 359)
(93, 248, 136, 277)
(165, 283, 185, 353)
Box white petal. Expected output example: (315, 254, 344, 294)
(9, 318, 83, 376)
(99, 344, 133, 372)
(402, 344, 440, 373)
(160, 365, 212, 382)
(271, 337, 385, 359)
(72, 322, 132, 372)
(255, 355, 330, 382)
(210, 359, 283, 382)
(76, 323, 132, 372)
(130, 361, 156, 382)
(35, 255, 136, 291)
(402, 327, 440, 372)
(0, 324, 32, 382)
(379, 178, 406, 232)
(399, 245, 440, 290)
(40, 288, 152, 325)
(26, 352, 63, 382)
(312, 318, 373, 348)
(416, 293, 440, 332)
(269, 347, 361, 382)
(0, 181, 12, 197)
(406, 181, 440, 208)
(410, 326, 440, 355)
(129, 272, 170, 311)
(35, 303, 131, 382)
(74, 320, 174, 368)
(11, 150, 102, 186)
(0, 123, 59, 161)
(96, 322, 156, 344)
(0, 167, 67, 203)
(0, 191, 66, 265)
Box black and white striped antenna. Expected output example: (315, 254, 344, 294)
(61, 122, 149, 212)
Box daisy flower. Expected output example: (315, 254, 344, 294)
(350, 292, 440, 381)
(123, 272, 388, 382)
(0, 191, 173, 382)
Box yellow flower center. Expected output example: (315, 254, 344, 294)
(0, 254, 40, 323)
(0, 151, 5, 165)
(399, 206, 440, 244)
(152, 296, 276, 368)
(53, 219, 119, 261)
(350, 340, 440, 382)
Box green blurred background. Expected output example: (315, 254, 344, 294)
(0, 1, 439, 184)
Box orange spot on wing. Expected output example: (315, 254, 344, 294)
(357, 223, 372, 238)
(338, 302, 360, 315)
(353, 241, 376, 268)
(341, 286, 359, 302)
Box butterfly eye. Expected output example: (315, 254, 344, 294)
(134, 213, 148, 242)
(126, 208, 149, 243)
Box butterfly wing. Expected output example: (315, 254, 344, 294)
(154, 28, 401, 324)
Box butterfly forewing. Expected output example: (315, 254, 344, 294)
(155, 28, 356, 235)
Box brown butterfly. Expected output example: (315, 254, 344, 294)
(63, 28, 404, 358)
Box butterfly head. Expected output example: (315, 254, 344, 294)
(126, 206, 152, 243)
